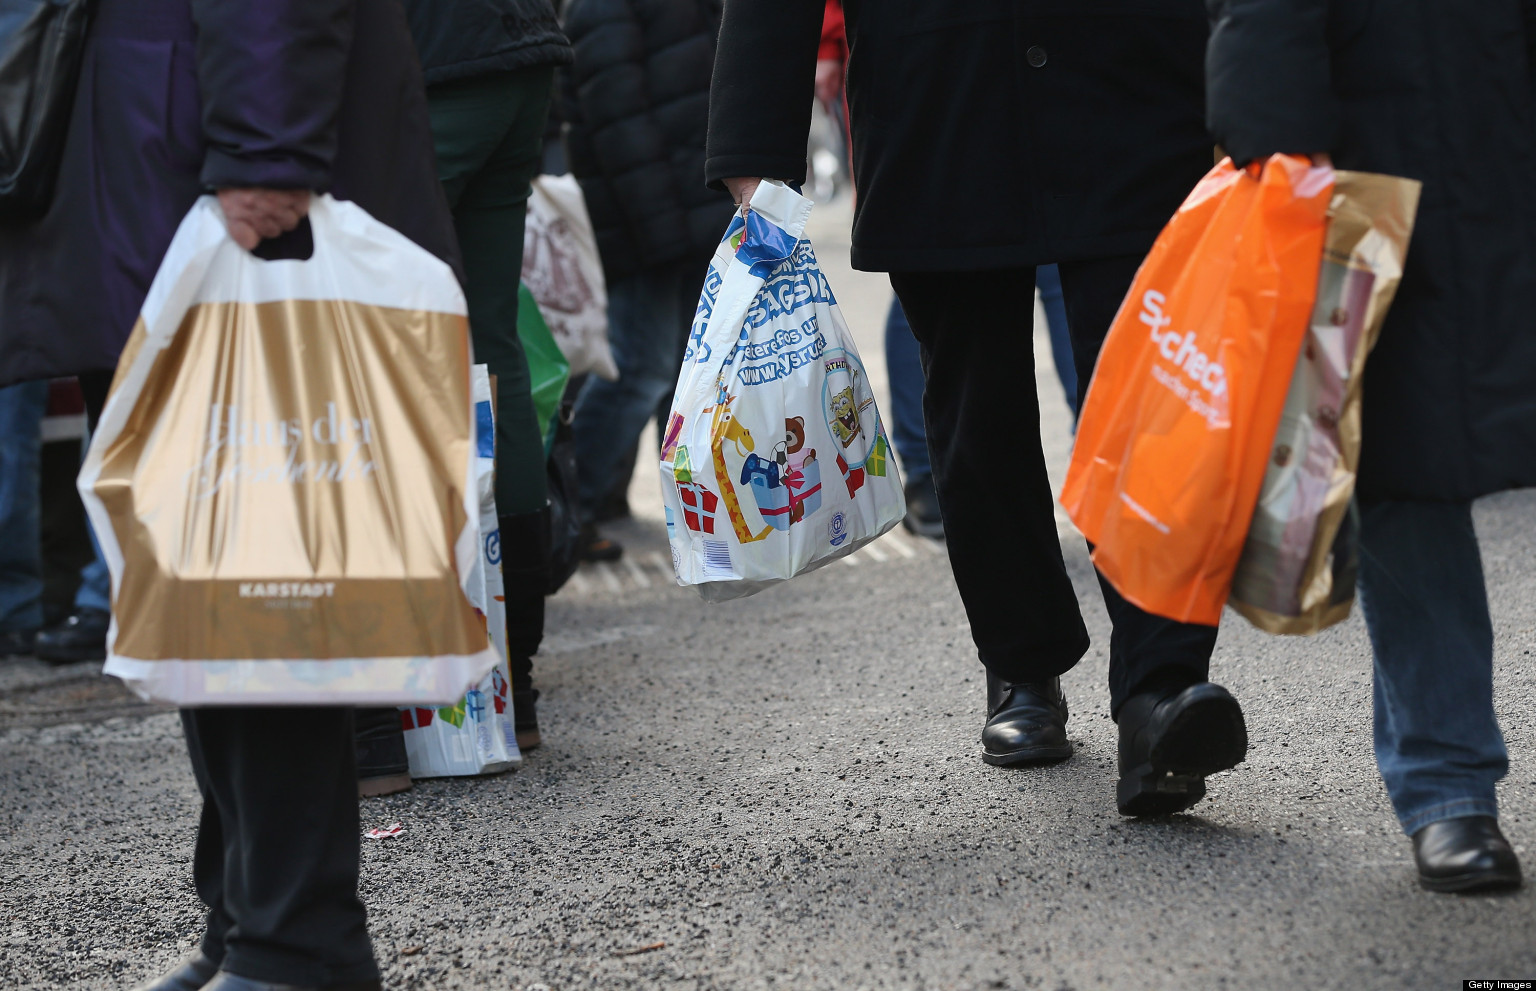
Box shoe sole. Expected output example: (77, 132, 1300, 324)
(358, 773, 413, 798)
(1418, 869, 1523, 894)
(1118, 688, 1248, 817)
(515, 729, 542, 751)
(982, 741, 1073, 767)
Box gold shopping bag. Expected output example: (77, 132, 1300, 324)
(1229, 171, 1421, 634)
(79, 195, 496, 705)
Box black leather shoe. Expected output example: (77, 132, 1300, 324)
(1412, 816, 1522, 893)
(1116, 682, 1247, 817)
(33, 608, 108, 663)
(902, 474, 945, 540)
(130, 952, 219, 991)
(202, 972, 380, 991)
(0, 628, 36, 659)
(981, 673, 1072, 766)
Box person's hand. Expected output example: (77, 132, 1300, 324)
(814, 58, 844, 108)
(217, 188, 311, 251)
(724, 177, 762, 214)
(1310, 152, 1334, 168)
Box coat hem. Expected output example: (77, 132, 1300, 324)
(851, 230, 1162, 274)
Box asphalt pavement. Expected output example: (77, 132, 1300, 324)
(1, 194, 1532, 991)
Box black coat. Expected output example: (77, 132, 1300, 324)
(562, 0, 734, 280)
(706, 0, 1214, 272)
(0, 0, 460, 389)
(403, 0, 572, 85)
(1207, 0, 1536, 503)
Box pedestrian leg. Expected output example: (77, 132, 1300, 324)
(1357, 500, 1507, 833)
(888, 268, 1089, 683)
(181, 707, 377, 986)
(0, 381, 49, 653)
(428, 67, 555, 735)
(571, 270, 689, 520)
(1056, 255, 1218, 718)
(1357, 498, 1519, 891)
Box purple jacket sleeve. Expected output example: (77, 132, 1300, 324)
(191, 0, 355, 190)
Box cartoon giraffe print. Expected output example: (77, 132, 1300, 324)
(708, 392, 773, 544)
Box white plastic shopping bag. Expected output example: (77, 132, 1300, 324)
(661, 181, 905, 600)
(523, 174, 618, 380)
(79, 194, 497, 706)
(400, 366, 522, 776)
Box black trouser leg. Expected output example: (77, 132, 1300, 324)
(1056, 256, 1218, 717)
(889, 269, 1090, 683)
(181, 707, 377, 986)
(499, 508, 550, 697)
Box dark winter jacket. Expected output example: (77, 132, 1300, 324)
(563, 0, 735, 280)
(0, 0, 461, 388)
(706, 0, 1214, 272)
(1207, 0, 1536, 503)
(403, 0, 571, 85)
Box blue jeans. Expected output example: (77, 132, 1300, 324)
(883, 299, 931, 482)
(572, 256, 709, 517)
(0, 382, 48, 634)
(0, 382, 110, 632)
(1035, 263, 1077, 419)
(1358, 499, 1508, 835)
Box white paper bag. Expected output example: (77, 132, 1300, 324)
(661, 181, 905, 600)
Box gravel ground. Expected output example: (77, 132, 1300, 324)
(2, 196, 1532, 990)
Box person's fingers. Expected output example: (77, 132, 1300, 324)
(252, 214, 283, 240)
(271, 203, 302, 232)
(228, 219, 260, 251)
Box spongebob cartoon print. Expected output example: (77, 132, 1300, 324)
(821, 348, 891, 500)
(829, 385, 861, 447)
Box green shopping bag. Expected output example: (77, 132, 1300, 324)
(517, 282, 571, 450)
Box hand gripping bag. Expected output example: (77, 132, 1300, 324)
(79, 194, 498, 706)
(661, 180, 905, 601)
(1228, 171, 1421, 634)
(400, 366, 522, 776)
(1060, 156, 1333, 625)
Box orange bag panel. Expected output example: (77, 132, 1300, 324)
(1060, 155, 1333, 625)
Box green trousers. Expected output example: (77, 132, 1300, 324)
(427, 67, 553, 517)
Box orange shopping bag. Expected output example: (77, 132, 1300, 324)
(1059, 155, 1333, 625)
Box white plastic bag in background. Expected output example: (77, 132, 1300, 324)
(401, 366, 522, 776)
(523, 174, 618, 381)
(661, 181, 905, 601)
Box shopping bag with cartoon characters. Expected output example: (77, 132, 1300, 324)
(661, 181, 905, 600)
(399, 366, 522, 776)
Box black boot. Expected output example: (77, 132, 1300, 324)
(0, 628, 37, 659)
(34, 607, 108, 663)
(130, 952, 219, 991)
(354, 707, 411, 797)
(1116, 682, 1247, 817)
(501, 510, 550, 751)
(1413, 816, 1522, 893)
(981, 673, 1072, 766)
